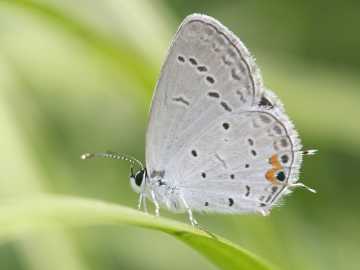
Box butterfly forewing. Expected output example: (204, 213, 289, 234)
(147, 14, 262, 169)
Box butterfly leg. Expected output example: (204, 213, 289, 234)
(179, 195, 198, 226)
(187, 209, 198, 227)
(150, 190, 160, 217)
(137, 192, 148, 213)
(142, 197, 148, 213)
(137, 193, 143, 210)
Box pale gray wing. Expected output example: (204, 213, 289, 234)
(174, 109, 302, 214)
(145, 14, 302, 214)
(146, 14, 263, 172)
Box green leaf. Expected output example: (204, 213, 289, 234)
(0, 195, 275, 270)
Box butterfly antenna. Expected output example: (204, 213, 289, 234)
(81, 151, 144, 170)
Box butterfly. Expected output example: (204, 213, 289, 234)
(82, 14, 316, 226)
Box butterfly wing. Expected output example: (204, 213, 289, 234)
(146, 14, 302, 214)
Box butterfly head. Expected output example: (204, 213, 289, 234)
(130, 167, 146, 193)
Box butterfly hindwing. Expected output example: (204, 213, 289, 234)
(175, 110, 301, 213)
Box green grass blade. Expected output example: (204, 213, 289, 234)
(0, 195, 274, 270)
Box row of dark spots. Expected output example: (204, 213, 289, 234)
(177, 55, 210, 75)
(187, 57, 215, 84)
(207, 91, 233, 112)
(189, 56, 208, 72)
(200, 172, 234, 179)
(204, 198, 234, 207)
(248, 139, 257, 157)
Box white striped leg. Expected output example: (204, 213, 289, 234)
(137, 192, 148, 213)
(151, 190, 160, 217)
(180, 195, 198, 226)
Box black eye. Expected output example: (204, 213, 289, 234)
(276, 171, 286, 182)
(135, 170, 145, 186)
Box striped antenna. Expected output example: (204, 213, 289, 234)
(81, 151, 144, 170)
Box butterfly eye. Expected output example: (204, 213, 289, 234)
(276, 171, 286, 182)
(134, 170, 145, 186)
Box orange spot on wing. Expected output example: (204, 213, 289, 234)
(265, 169, 277, 185)
(270, 154, 282, 170)
(266, 154, 284, 185)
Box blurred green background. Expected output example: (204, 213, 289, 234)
(0, 0, 359, 269)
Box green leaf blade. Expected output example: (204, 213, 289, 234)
(0, 195, 274, 270)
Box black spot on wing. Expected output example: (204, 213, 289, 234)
(222, 122, 230, 130)
(177, 55, 185, 62)
(189, 57, 198, 65)
(245, 185, 250, 197)
(281, 154, 289, 164)
(276, 171, 286, 182)
(208, 91, 220, 98)
(228, 198, 234, 206)
(206, 76, 215, 84)
(259, 96, 273, 108)
(197, 66, 208, 72)
(172, 96, 190, 106)
(220, 101, 232, 112)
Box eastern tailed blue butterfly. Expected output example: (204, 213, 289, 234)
(82, 14, 316, 226)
